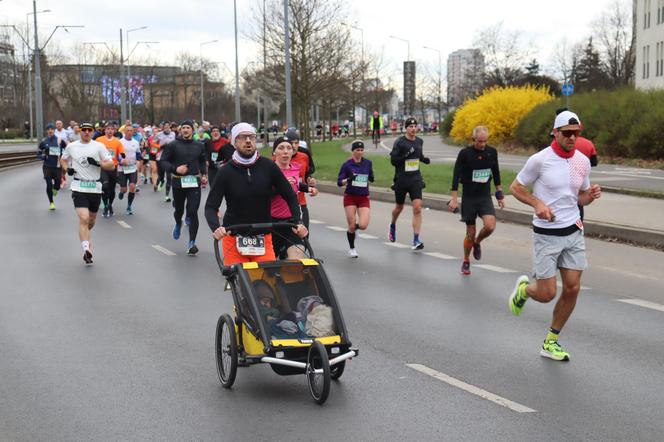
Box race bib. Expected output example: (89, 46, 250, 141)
(150, 147, 158, 154)
(236, 234, 266, 256)
(472, 168, 492, 183)
(123, 164, 137, 174)
(211, 152, 218, 162)
(48, 146, 61, 156)
(71, 179, 102, 194)
(181, 175, 199, 188)
(405, 159, 420, 172)
(351, 173, 369, 187)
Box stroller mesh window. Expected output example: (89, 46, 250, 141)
(245, 264, 338, 339)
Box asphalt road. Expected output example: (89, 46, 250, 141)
(368, 135, 664, 194)
(1, 164, 663, 441)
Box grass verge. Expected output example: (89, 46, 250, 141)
(309, 139, 517, 195)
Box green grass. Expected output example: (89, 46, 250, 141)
(309, 139, 518, 195)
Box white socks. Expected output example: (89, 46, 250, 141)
(81, 241, 90, 252)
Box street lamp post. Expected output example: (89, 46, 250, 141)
(126, 26, 148, 123)
(233, 0, 241, 121)
(200, 39, 218, 125)
(423, 45, 442, 124)
(343, 23, 364, 134)
(283, 0, 293, 127)
(389, 35, 411, 116)
(26, 8, 50, 140)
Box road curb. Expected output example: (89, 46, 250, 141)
(316, 181, 664, 250)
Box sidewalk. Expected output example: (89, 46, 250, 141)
(316, 182, 664, 250)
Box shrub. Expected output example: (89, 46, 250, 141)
(450, 85, 553, 144)
(440, 108, 456, 137)
(514, 88, 664, 159)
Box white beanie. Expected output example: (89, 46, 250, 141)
(231, 122, 256, 146)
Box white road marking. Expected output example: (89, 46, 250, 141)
(383, 242, 411, 248)
(556, 281, 591, 290)
(358, 233, 378, 239)
(424, 252, 456, 260)
(309, 219, 325, 224)
(474, 264, 517, 273)
(151, 244, 176, 256)
(593, 170, 664, 180)
(406, 364, 537, 413)
(616, 298, 664, 312)
(325, 226, 347, 232)
(116, 220, 132, 229)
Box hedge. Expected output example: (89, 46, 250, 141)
(514, 88, 664, 159)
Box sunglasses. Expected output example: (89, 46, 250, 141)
(81, 128, 94, 132)
(560, 129, 580, 138)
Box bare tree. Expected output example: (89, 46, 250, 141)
(473, 21, 534, 86)
(592, 0, 634, 86)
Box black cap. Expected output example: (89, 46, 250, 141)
(405, 117, 418, 127)
(80, 122, 94, 130)
(351, 140, 365, 150)
(180, 120, 194, 129)
(45, 123, 55, 130)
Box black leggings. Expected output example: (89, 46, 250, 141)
(172, 186, 201, 242)
(101, 169, 118, 208)
(43, 166, 61, 203)
(157, 161, 172, 194)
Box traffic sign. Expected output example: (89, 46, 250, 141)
(562, 83, 574, 96)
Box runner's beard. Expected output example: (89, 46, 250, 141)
(238, 148, 255, 159)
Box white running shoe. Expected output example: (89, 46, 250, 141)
(348, 248, 358, 258)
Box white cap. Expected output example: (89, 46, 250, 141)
(553, 110, 581, 129)
(231, 122, 256, 146)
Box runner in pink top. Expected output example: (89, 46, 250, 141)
(271, 136, 318, 259)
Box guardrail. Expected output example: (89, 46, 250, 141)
(0, 151, 39, 170)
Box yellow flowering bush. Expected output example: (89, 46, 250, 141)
(450, 85, 554, 144)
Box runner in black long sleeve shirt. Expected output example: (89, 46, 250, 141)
(160, 120, 208, 255)
(205, 122, 307, 265)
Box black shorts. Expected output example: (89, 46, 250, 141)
(118, 172, 137, 187)
(394, 179, 423, 205)
(461, 195, 496, 225)
(272, 221, 304, 259)
(42, 165, 61, 182)
(72, 191, 102, 213)
(149, 154, 158, 161)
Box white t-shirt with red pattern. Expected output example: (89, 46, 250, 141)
(516, 146, 591, 229)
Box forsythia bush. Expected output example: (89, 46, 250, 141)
(450, 85, 554, 144)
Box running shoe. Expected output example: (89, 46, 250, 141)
(388, 224, 396, 242)
(118, 192, 124, 200)
(412, 240, 424, 250)
(83, 250, 93, 265)
(472, 241, 482, 260)
(52, 188, 58, 197)
(164, 195, 171, 203)
(108, 207, 114, 217)
(187, 241, 199, 255)
(157, 182, 164, 191)
(126, 206, 133, 215)
(173, 222, 182, 240)
(540, 340, 570, 361)
(135, 188, 140, 193)
(102, 207, 109, 218)
(508, 275, 530, 316)
(185, 217, 191, 226)
(49, 202, 56, 210)
(348, 248, 358, 258)
(461, 261, 471, 275)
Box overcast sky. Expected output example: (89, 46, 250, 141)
(1, 0, 618, 90)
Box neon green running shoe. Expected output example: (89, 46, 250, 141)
(508, 275, 530, 316)
(49, 202, 55, 210)
(540, 340, 570, 361)
(53, 188, 58, 197)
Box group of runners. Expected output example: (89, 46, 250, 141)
(40, 108, 600, 362)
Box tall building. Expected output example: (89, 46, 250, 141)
(0, 35, 17, 107)
(446, 49, 484, 109)
(635, 0, 664, 89)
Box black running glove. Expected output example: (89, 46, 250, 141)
(67, 168, 75, 176)
(86, 157, 100, 166)
(421, 157, 431, 164)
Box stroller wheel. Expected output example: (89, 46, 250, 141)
(330, 361, 345, 380)
(216, 314, 238, 388)
(306, 341, 330, 404)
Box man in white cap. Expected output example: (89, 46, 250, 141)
(507, 110, 602, 362)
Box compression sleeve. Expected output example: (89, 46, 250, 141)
(491, 149, 502, 187)
(369, 161, 375, 183)
(451, 149, 464, 191)
(390, 139, 406, 166)
(205, 170, 225, 231)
